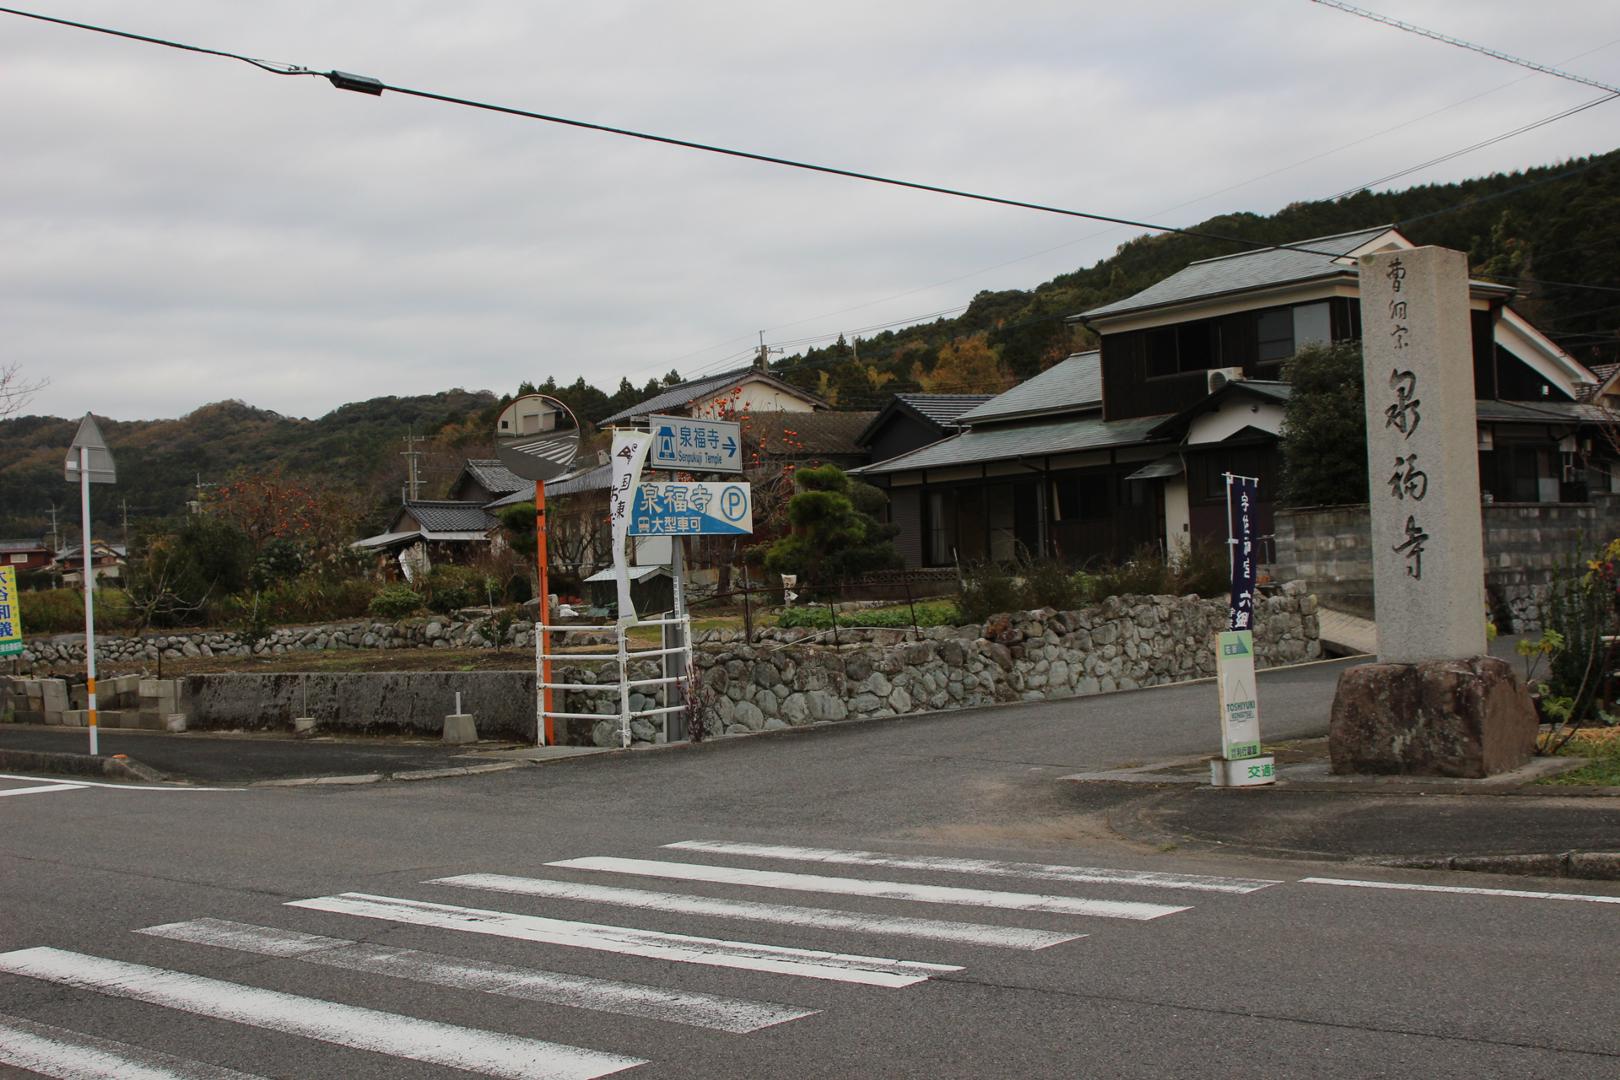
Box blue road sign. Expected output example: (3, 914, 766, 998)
(648, 414, 742, 473)
(628, 482, 753, 536)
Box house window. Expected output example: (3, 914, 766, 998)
(1294, 302, 1331, 351)
(1256, 309, 1293, 364)
(926, 491, 954, 566)
(1145, 327, 1178, 378)
(9, 553, 25, 564)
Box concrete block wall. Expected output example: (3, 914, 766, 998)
(1274, 495, 1620, 631)
(2, 676, 181, 729)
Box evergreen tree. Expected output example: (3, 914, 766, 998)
(763, 465, 900, 589)
(1278, 343, 1369, 507)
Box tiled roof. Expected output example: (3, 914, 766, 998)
(745, 411, 876, 458)
(599, 367, 825, 425)
(1473, 399, 1608, 424)
(954, 352, 1102, 426)
(404, 501, 498, 533)
(1080, 226, 1398, 321)
(545, 462, 613, 496)
(0, 539, 48, 552)
(857, 412, 1169, 476)
(893, 394, 995, 426)
(458, 459, 526, 496)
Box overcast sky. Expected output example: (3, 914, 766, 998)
(2, 1, 1617, 421)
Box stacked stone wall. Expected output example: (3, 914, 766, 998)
(6, 590, 1318, 745)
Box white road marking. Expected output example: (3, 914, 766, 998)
(435, 873, 1082, 950)
(1301, 876, 1620, 905)
(551, 857, 1189, 921)
(0, 1010, 265, 1080)
(0, 947, 644, 1080)
(288, 892, 959, 988)
(0, 783, 85, 798)
(0, 774, 242, 793)
(664, 840, 1279, 894)
(139, 917, 813, 1033)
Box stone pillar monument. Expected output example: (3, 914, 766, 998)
(1328, 246, 1536, 778)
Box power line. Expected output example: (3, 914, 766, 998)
(1308, 1, 1620, 96)
(1330, 93, 1619, 200)
(0, 5, 1360, 265)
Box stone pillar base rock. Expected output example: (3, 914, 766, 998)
(1328, 656, 1536, 778)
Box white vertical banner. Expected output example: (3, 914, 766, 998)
(609, 430, 650, 626)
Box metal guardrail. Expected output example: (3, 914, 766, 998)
(537, 613, 692, 748)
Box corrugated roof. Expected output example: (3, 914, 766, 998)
(600, 367, 825, 425)
(458, 459, 527, 496)
(954, 352, 1102, 426)
(1081, 226, 1397, 321)
(0, 539, 48, 552)
(403, 501, 498, 533)
(858, 412, 1169, 475)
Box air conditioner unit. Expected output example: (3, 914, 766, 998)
(1206, 367, 1245, 394)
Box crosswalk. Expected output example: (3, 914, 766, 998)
(0, 839, 1280, 1078)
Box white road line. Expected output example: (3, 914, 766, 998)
(0, 1010, 265, 1080)
(0, 783, 85, 798)
(287, 892, 959, 988)
(435, 873, 1082, 950)
(663, 840, 1279, 894)
(0, 947, 643, 1080)
(1300, 876, 1620, 905)
(139, 918, 813, 1034)
(0, 774, 242, 793)
(551, 857, 1189, 921)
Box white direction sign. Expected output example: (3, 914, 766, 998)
(628, 482, 752, 536)
(63, 414, 116, 484)
(648, 414, 742, 473)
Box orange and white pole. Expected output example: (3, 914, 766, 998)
(79, 446, 98, 756)
(535, 479, 553, 746)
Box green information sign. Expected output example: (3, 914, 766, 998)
(1215, 629, 1261, 760)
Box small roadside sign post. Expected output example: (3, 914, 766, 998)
(64, 414, 116, 756)
(648, 414, 743, 473)
(1211, 472, 1274, 787)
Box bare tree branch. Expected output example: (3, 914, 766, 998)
(0, 362, 47, 420)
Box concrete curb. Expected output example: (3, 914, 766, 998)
(0, 748, 167, 784)
(1381, 851, 1620, 880)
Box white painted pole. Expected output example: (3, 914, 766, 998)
(79, 446, 98, 756)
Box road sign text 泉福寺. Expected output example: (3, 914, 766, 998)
(628, 482, 753, 536)
(648, 415, 742, 473)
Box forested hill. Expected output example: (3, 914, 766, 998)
(0, 390, 496, 540)
(4, 149, 1617, 537)
(764, 148, 1620, 406)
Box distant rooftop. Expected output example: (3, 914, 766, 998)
(954, 352, 1102, 426)
(600, 366, 825, 426)
(1081, 226, 1399, 321)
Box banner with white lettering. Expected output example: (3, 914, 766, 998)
(1226, 473, 1259, 631)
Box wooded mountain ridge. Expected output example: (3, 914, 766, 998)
(3, 148, 1616, 537)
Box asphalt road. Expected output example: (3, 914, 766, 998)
(3, 656, 1617, 1078)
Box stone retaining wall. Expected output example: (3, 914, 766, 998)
(5, 589, 1318, 746)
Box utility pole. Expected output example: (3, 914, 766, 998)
(192, 473, 215, 513)
(120, 499, 130, 550)
(401, 430, 426, 502)
(755, 331, 781, 372)
(45, 504, 59, 552)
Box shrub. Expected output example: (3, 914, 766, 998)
(368, 584, 424, 620)
(21, 588, 136, 634)
(776, 600, 960, 630)
(220, 577, 378, 626)
(423, 565, 497, 615)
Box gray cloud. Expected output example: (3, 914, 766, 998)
(2, 0, 1616, 419)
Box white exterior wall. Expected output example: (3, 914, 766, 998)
(691, 377, 817, 417)
(1163, 476, 1191, 557)
(1186, 401, 1286, 446)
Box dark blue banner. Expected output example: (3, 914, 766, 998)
(1227, 474, 1259, 631)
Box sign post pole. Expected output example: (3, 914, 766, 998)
(491, 394, 579, 749)
(535, 479, 553, 746)
(79, 445, 99, 756)
(64, 415, 115, 757)
(1211, 472, 1273, 787)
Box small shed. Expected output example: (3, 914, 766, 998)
(582, 564, 675, 617)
